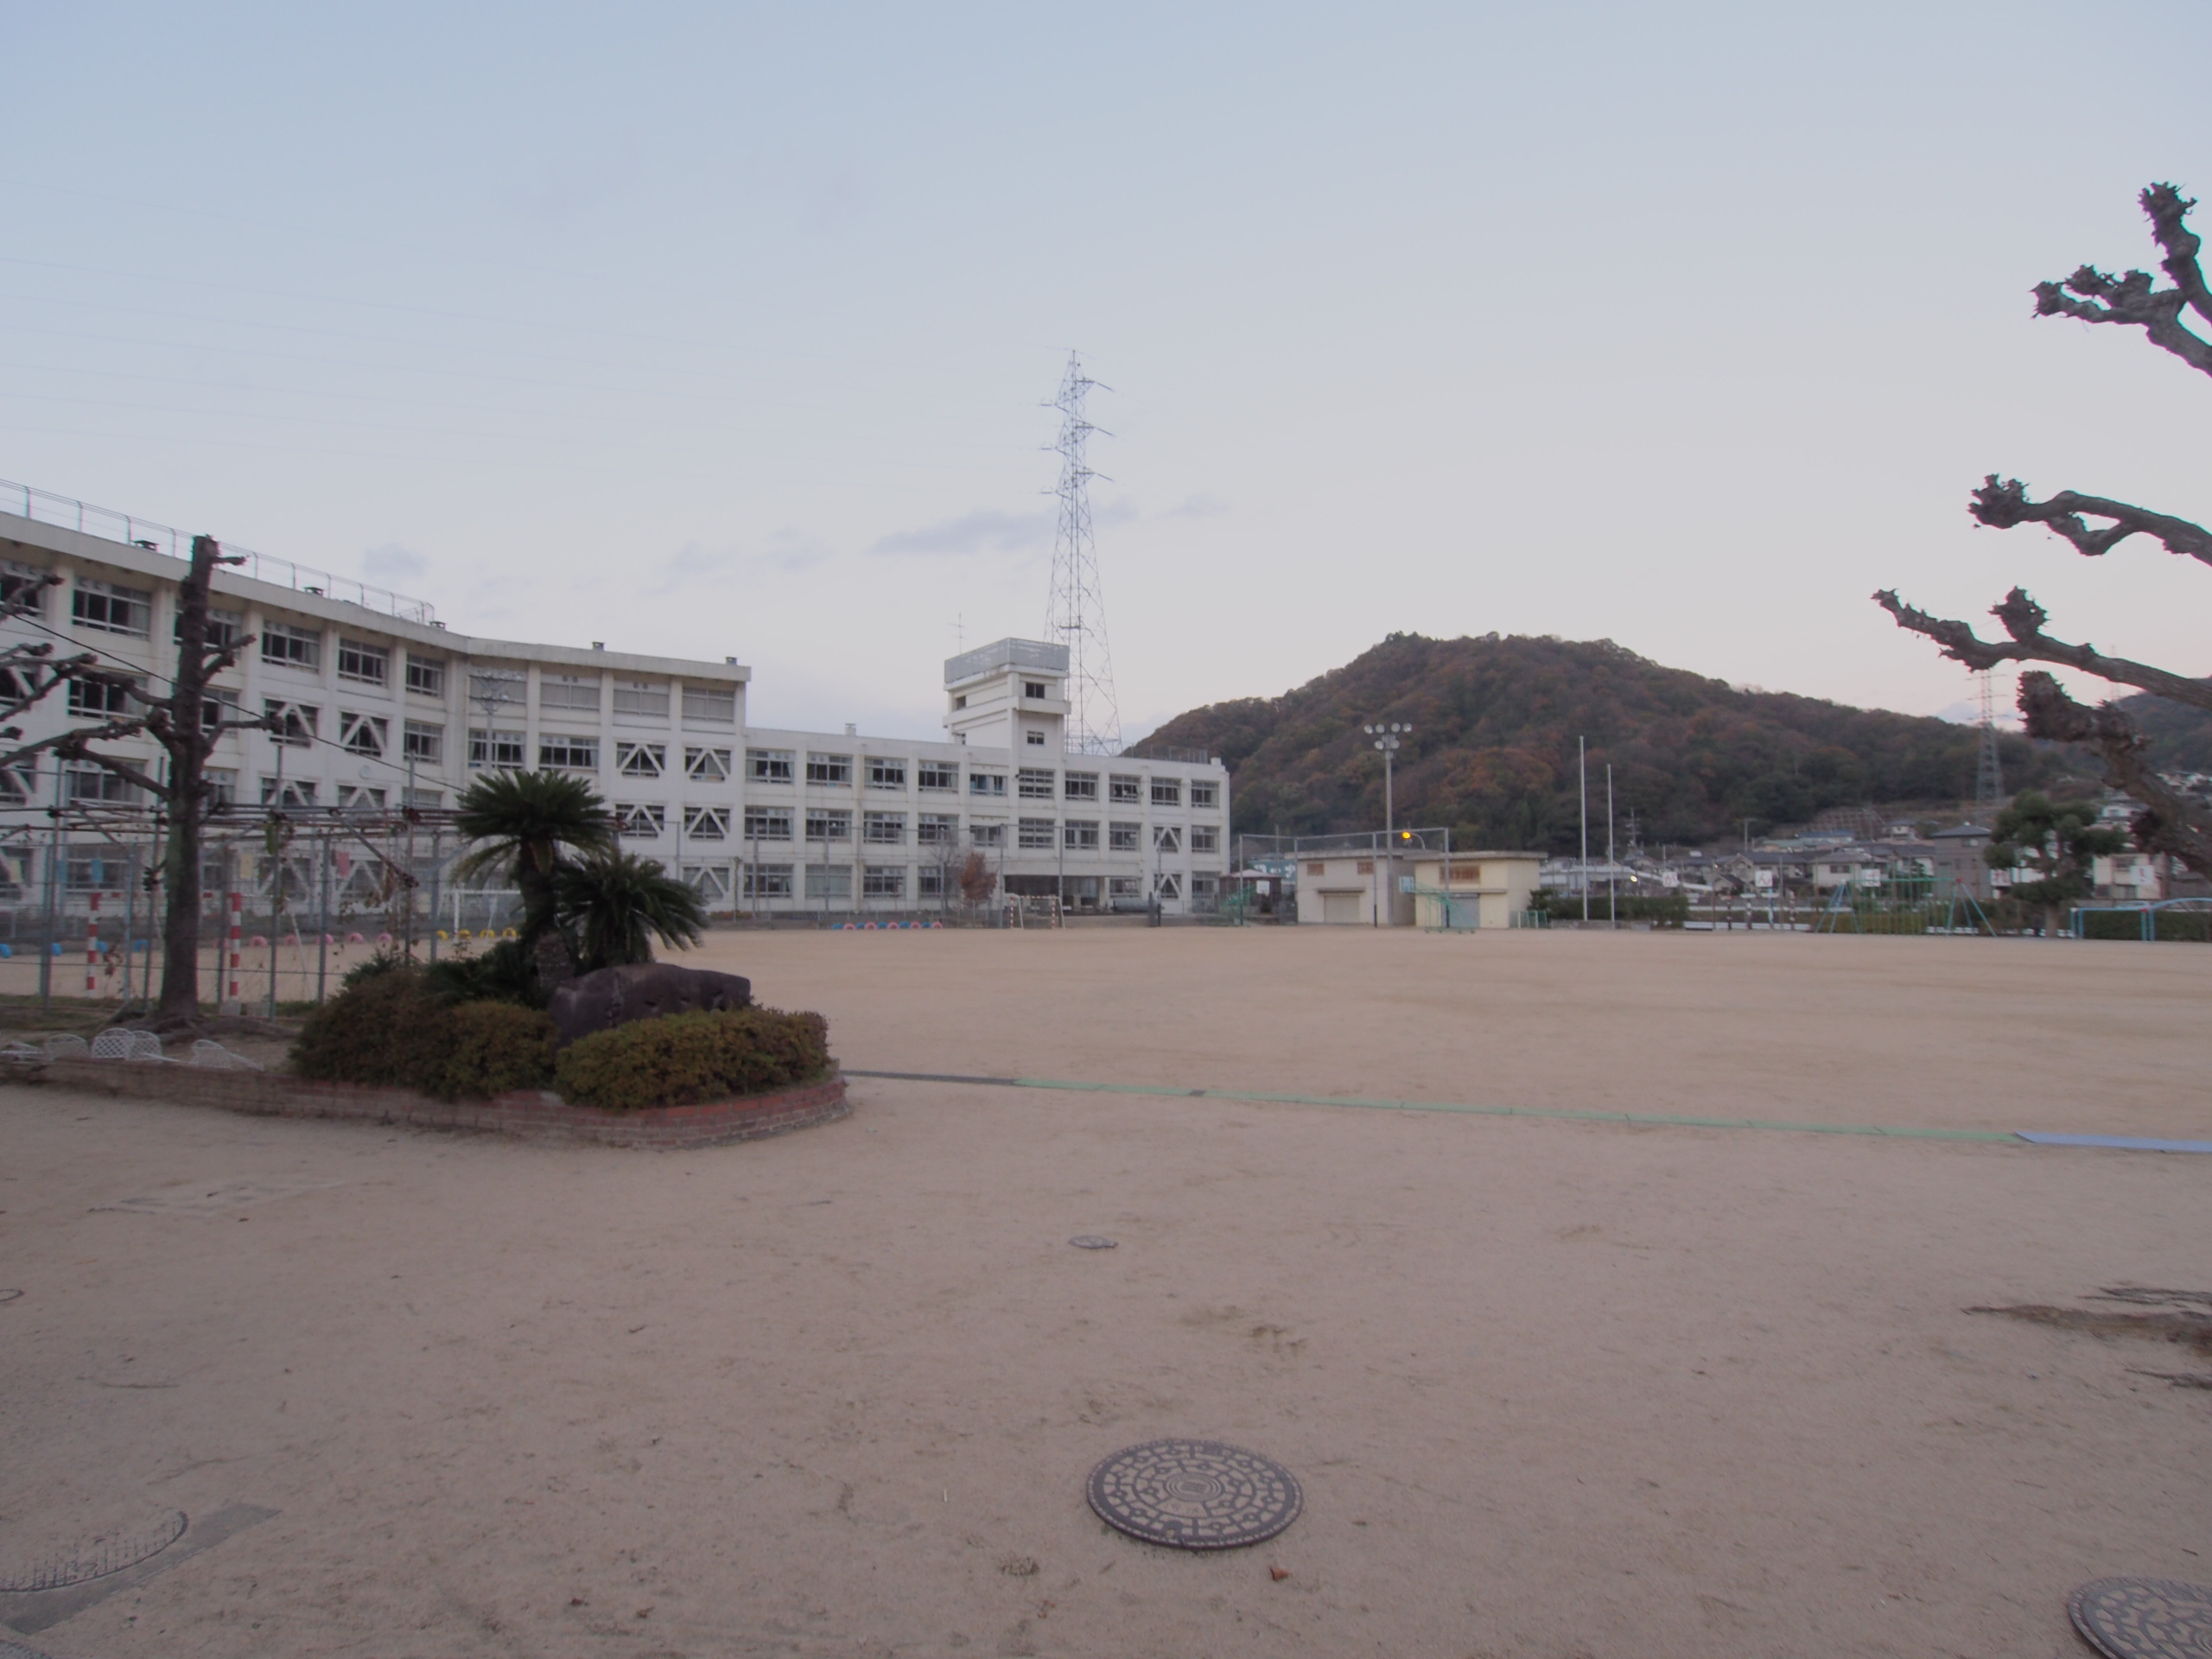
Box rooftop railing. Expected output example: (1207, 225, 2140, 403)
(943, 637, 1068, 685)
(2, 476, 438, 627)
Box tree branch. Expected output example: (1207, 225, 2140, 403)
(2015, 671, 2212, 877)
(2033, 184, 2212, 378)
(1969, 475, 2212, 568)
(0, 718, 156, 780)
(0, 651, 97, 731)
(0, 572, 62, 625)
(2143, 182, 2212, 332)
(48, 741, 168, 804)
(1873, 586, 2212, 711)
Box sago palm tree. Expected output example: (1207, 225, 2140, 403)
(555, 851, 707, 972)
(453, 770, 616, 982)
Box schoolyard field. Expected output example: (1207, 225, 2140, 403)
(3, 926, 2207, 1657)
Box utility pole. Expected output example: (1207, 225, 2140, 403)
(1606, 763, 1617, 930)
(1364, 722, 1408, 926)
(1579, 736, 1590, 925)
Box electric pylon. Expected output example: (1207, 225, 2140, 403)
(1974, 669, 2006, 817)
(1044, 353, 1122, 755)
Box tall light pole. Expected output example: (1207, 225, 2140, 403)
(1363, 722, 1408, 926)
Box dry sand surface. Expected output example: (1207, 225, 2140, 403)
(2, 927, 2209, 1657)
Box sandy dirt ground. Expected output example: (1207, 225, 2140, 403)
(2, 928, 2208, 1658)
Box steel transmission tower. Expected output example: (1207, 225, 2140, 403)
(1974, 669, 2006, 817)
(1045, 353, 1122, 755)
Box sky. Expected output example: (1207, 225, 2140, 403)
(4, 2, 2210, 743)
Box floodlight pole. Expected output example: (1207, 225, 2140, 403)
(1363, 721, 1408, 927)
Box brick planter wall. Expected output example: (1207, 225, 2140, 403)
(18, 1058, 849, 1149)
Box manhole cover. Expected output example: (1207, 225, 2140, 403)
(1086, 1440, 1302, 1549)
(1068, 1236, 1117, 1250)
(0, 1508, 186, 1592)
(2069, 1578, 2212, 1659)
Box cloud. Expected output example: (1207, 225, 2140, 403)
(1165, 493, 1229, 518)
(1934, 698, 2020, 729)
(870, 508, 1053, 558)
(647, 531, 832, 596)
(362, 542, 428, 587)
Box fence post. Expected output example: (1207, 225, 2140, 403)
(227, 888, 242, 1010)
(317, 830, 330, 1003)
(39, 762, 61, 1010)
(120, 855, 137, 1007)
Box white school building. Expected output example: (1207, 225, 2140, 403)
(0, 493, 1230, 919)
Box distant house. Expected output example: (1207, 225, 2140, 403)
(1724, 849, 1810, 893)
(2092, 850, 2164, 901)
(1927, 823, 1994, 901)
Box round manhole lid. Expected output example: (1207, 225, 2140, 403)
(0, 1507, 186, 1592)
(2070, 1578, 2212, 1659)
(1086, 1440, 1301, 1550)
(1068, 1236, 1117, 1250)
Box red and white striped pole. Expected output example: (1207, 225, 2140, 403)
(85, 891, 100, 994)
(227, 891, 242, 1005)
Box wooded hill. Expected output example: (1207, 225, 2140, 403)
(2120, 692, 2212, 773)
(1126, 632, 2087, 851)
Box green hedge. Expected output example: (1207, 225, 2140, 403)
(439, 1001, 560, 1098)
(1532, 889, 1689, 925)
(291, 968, 556, 1101)
(2077, 908, 2212, 943)
(554, 1008, 831, 1111)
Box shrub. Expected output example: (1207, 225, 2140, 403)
(554, 1007, 831, 1111)
(291, 966, 557, 1101)
(426, 938, 540, 1007)
(2077, 907, 2212, 943)
(293, 967, 448, 1091)
(437, 1001, 558, 1099)
(340, 945, 409, 990)
(1533, 888, 1689, 925)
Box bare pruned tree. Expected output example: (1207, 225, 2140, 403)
(1877, 182, 2212, 876)
(0, 535, 275, 1024)
(0, 569, 94, 744)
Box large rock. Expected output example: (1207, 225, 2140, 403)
(547, 963, 753, 1049)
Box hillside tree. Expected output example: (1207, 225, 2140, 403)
(1877, 182, 2212, 876)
